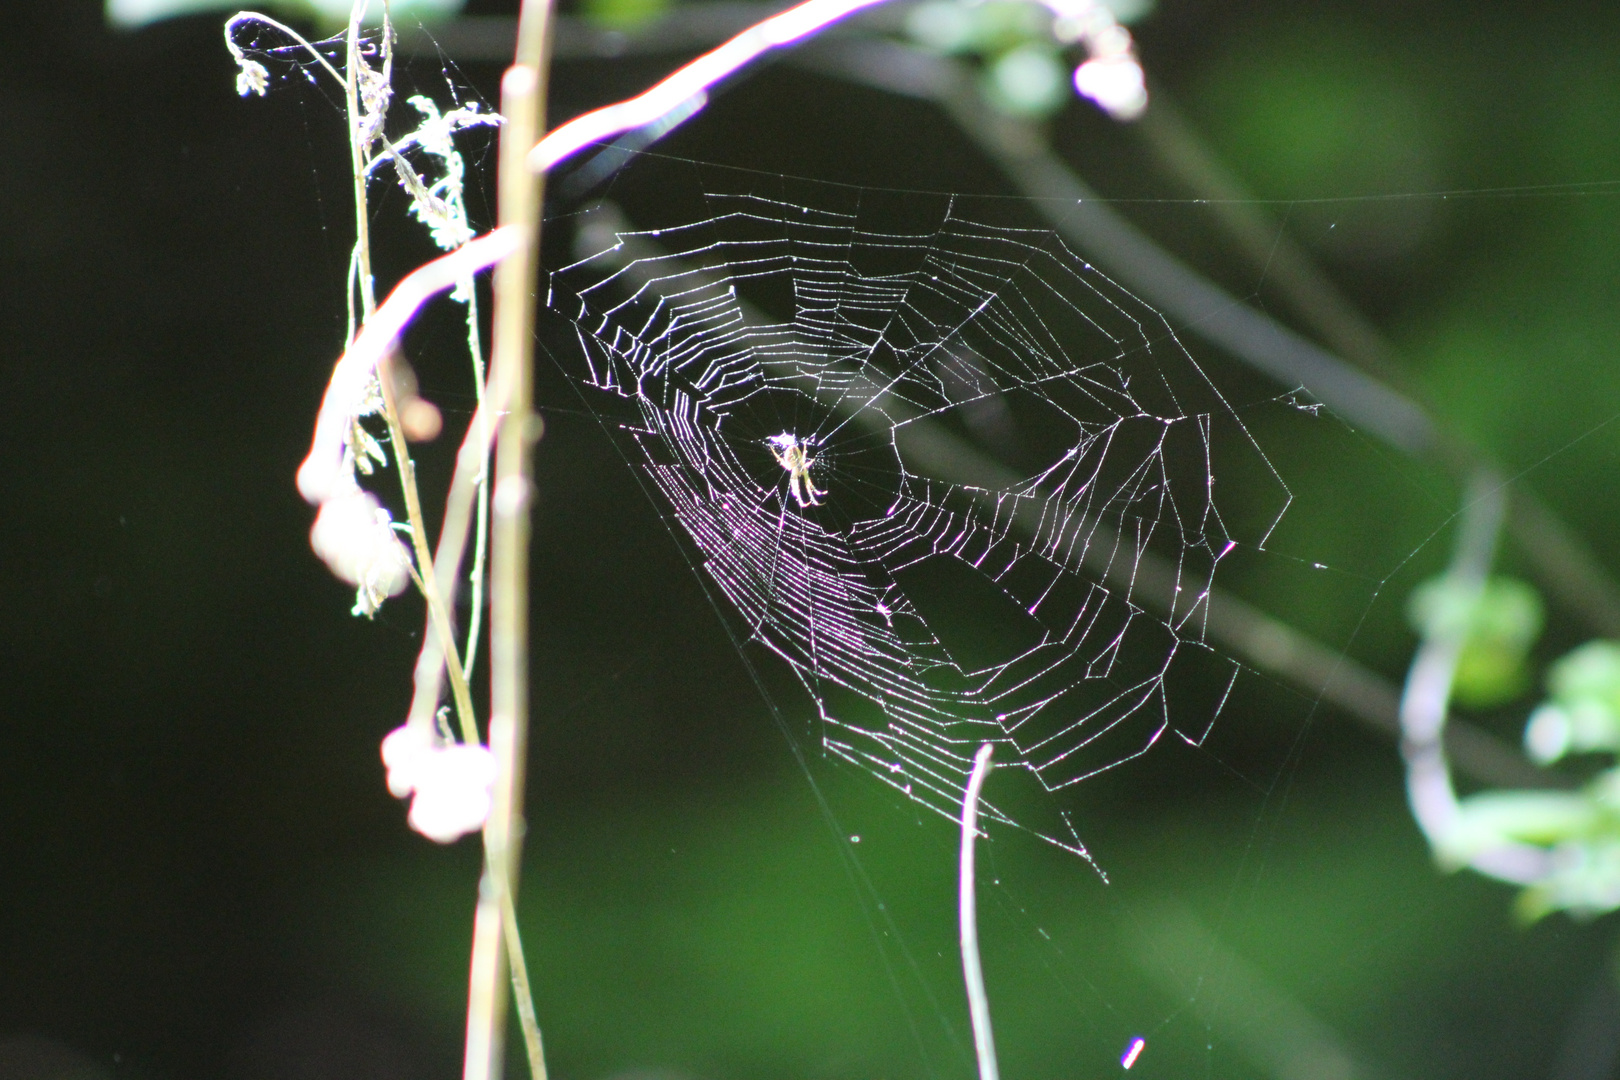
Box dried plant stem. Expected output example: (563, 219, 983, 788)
(404, 322, 497, 736)
(527, 0, 887, 171)
(240, 4, 546, 1070)
(501, 884, 546, 1075)
(406, 381, 499, 730)
(382, 268, 545, 1078)
(376, 351, 481, 745)
(464, 0, 553, 1075)
(391, 282, 491, 744)
(462, 291, 492, 677)
(332, 2, 485, 745)
(959, 743, 1000, 1080)
(346, 1, 379, 321)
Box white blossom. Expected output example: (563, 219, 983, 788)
(1073, 54, 1147, 120)
(380, 724, 496, 843)
(308, 482, 411, 616)
(381, 722, 435, 799)
(234, 58, 269, 97)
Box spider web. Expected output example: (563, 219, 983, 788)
(544, 170, 1290, 855)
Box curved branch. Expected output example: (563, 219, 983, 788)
(526, 0, 893, 173)
(296, 226, 525, 506)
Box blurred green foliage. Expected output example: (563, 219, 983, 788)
(1428, 639, 1620, 923)
(580, 0, 671, 30)
(906, 0, 1070, 117)
(1408, 575, 1544, 707)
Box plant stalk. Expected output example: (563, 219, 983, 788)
(464, 0, 553, 1076)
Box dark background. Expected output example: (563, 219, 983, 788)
(7, 1, 1620, 1078)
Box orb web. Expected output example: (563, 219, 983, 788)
(545, 175, 1288, 854)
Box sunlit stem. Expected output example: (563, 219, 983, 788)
(294, 227, 523, 750)
(401, 277, 495, 740)
(464, 0, 553, 1073)
(960, 743, 1000, 1080)
(502, 885, 546, 1075)
(297, 228, 524, 504)
(345, 0, 377, 322)
(527, 0, 889, 173)
(405, 342, 506, 734)
(463, 287, 491, 679)
(294, 0, 477, 747)
(377, 349, 481, 747)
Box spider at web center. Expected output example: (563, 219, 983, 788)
(766, 432, 827, 509)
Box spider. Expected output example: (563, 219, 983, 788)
(766, 432, 827, 509)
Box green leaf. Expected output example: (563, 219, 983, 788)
(1513, 838, 1620, 922)
(1407, 575, 1543, 648)
(582, 0, 671, 30)
(1407, 575, 1544, 706)
(1443, 791, 1595, 866)
(981, 44, 1067, 118)
(1549, 640, 1620, 713)
(1452, 640, 1531, 708)
(905, 0, 1052, 57)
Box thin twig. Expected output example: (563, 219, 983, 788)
(344, 1, 486, 745)
(293, 226, 523, 746)
(296, 229, 522, 504)
(465, 0, 554, 1074)
(463, 288, 492, 679)
(285, 228, 519, 745)
(345, 1, 377, 321)
(226, 12, 346, 84)
(407, 358, 505, 731)
(527, 0, 892, 172)
(376, 348, 482, 745)
(263, 0, 482, 747)
(959, 743, 1000, 1080)
(239, 3, 552, 1069)
(399, 281, 494, 726)
(501, 885, 547, 1077)
(401, 300, 496, 737)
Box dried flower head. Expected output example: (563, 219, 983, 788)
(234, 58, 269, 97)
(308, 482, 411, 616)
(380, 724, 496, 843)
